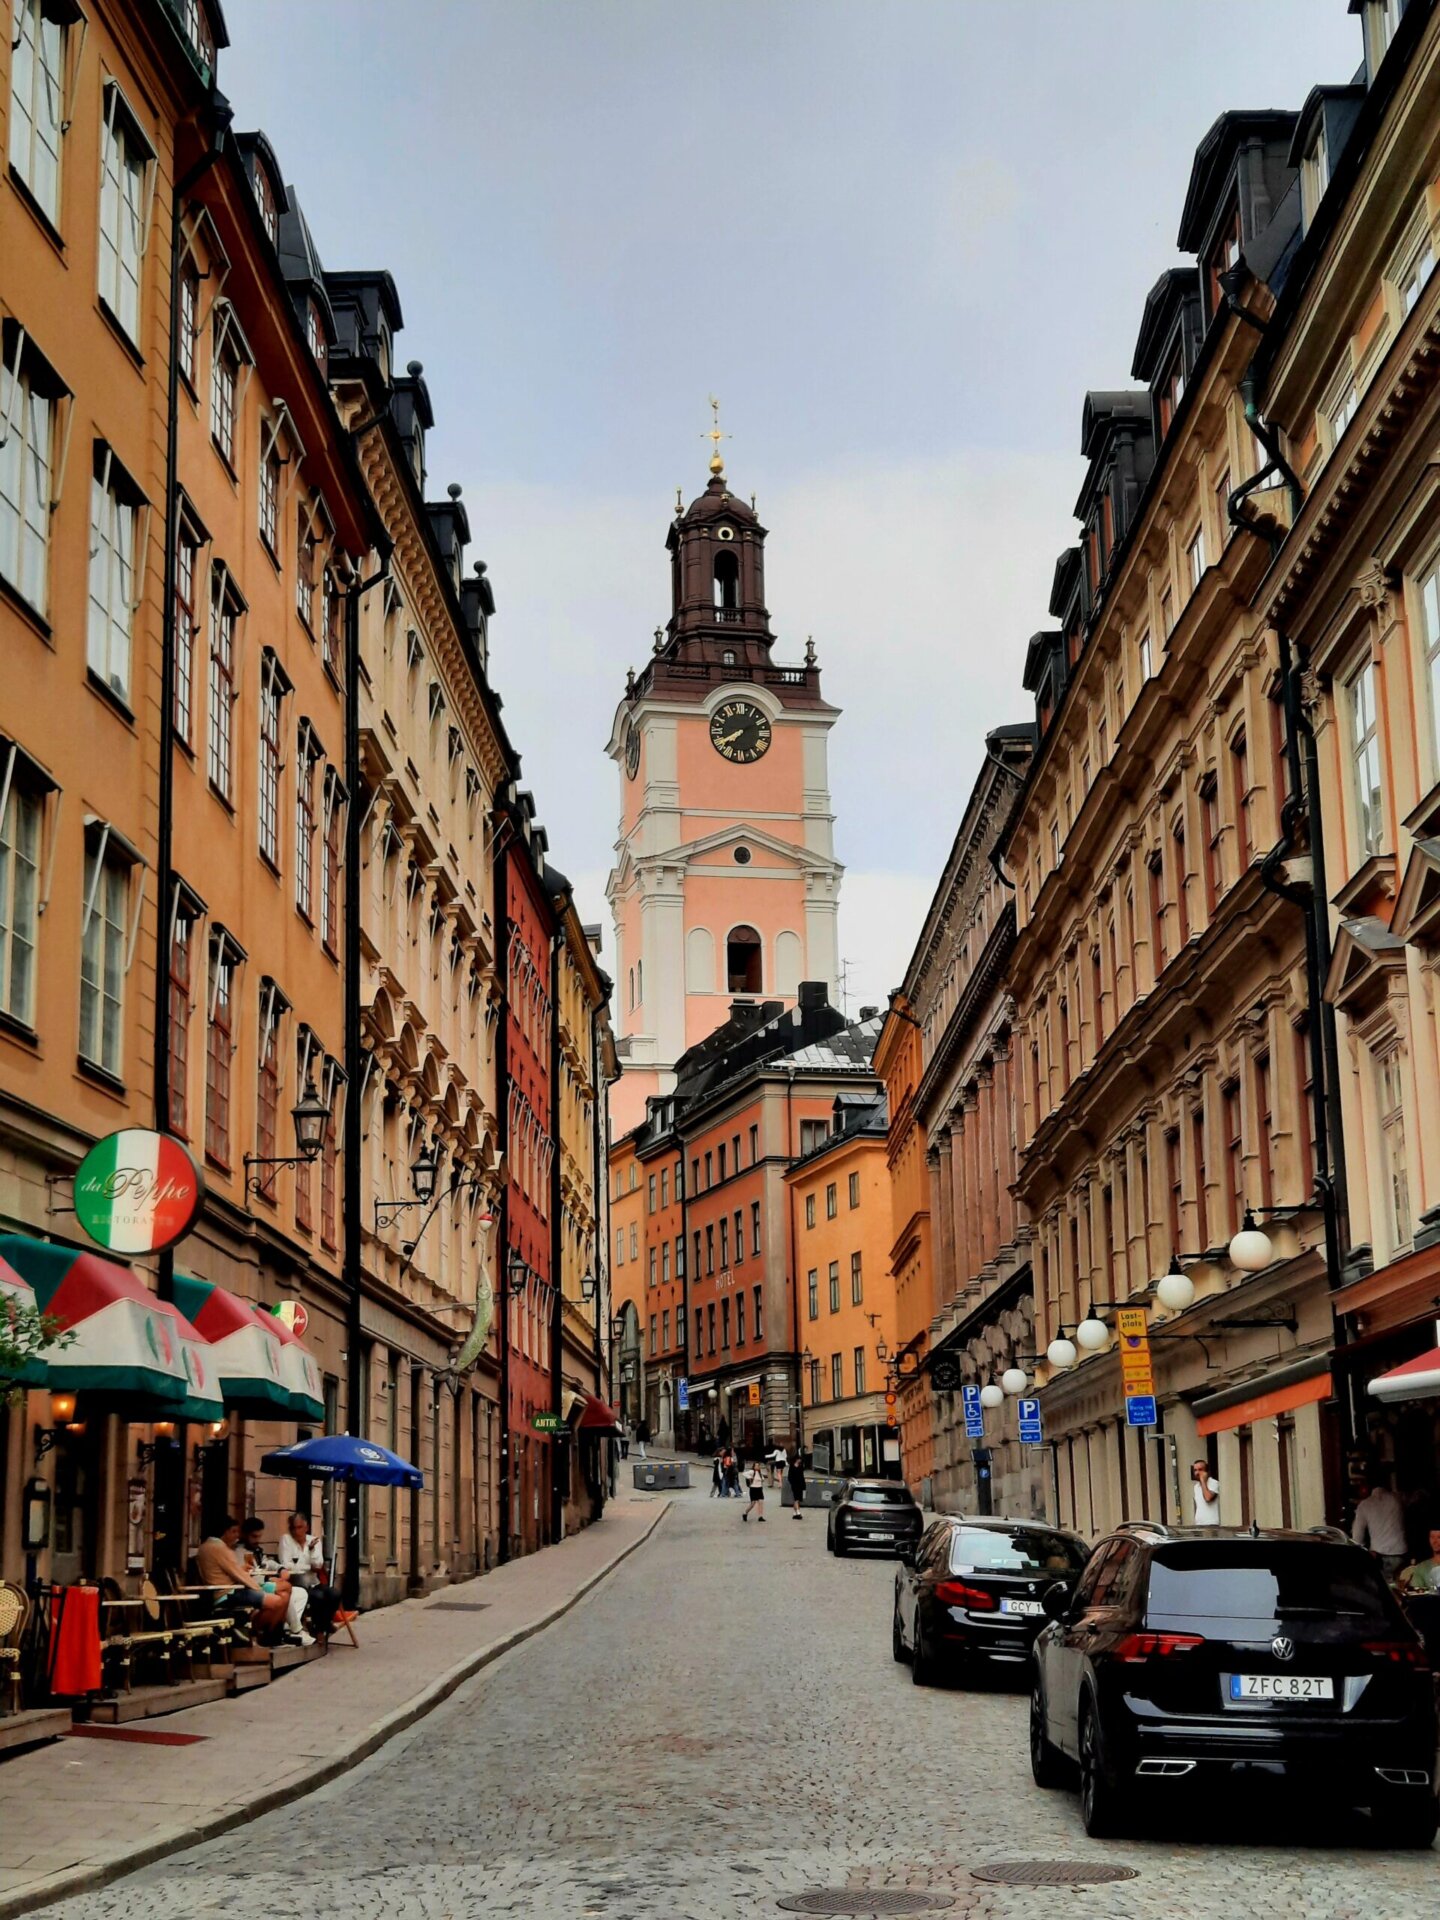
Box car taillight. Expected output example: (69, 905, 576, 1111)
(934, 1579, 998, 1612)
(1363, 1640, 1430, 1668)
(1113, 1631, 1204, 1662)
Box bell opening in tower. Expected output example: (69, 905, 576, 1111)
(726, 925, 763, 995)
(713, 549, 740, 612)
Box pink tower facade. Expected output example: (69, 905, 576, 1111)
(606, 452, 843, 1135)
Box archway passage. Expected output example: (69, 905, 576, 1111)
(713, 549, 739, 610)
(726, 925, 762, 994)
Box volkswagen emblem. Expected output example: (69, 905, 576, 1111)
(1271, 1635, 1295, 1662)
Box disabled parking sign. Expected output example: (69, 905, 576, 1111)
(962, 1384, 984, 1438)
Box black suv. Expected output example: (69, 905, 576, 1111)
(1030, 1523, 1438, 1844)
(826, 1479, 921, 1556)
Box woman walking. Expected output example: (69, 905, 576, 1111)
(743, 1458, 766, 1521)
(710, 1451, 723, 1498)
(788, 1450, 807, 1520)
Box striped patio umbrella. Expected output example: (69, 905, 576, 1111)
(171, 1274, 297, 1418)
(0, 1235, 222, 1421)
(0, 1245, 47, 1388)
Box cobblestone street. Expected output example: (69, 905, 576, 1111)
(34, 1487, 1440, 1920)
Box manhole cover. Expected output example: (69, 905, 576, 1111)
(778, 1895, 953, 1915)
(426, 1601, 490, 1612)
(971, 1862, 1138, 1887)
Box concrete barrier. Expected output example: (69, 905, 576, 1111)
(632, 1461, 691, 1491)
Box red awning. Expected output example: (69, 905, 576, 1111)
(1369, 1347, 1440, 1403)
(573, 1393, 622, 1434)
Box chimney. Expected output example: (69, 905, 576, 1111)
(797, 981, 828, 1011)
(859, 1005, 879, 1021)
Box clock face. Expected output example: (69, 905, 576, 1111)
(624, 721, 640, 779)
(710, 698, 772, 765)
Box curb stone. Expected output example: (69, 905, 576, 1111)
(0, 1500, 670, 1920)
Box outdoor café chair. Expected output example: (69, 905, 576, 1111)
(0, 1581, 27, 1714)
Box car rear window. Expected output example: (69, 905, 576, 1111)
(948, 1527, 1089, 1576)
(849, 1486, 914, 1507)
(1147, 1543, 1396, 1627)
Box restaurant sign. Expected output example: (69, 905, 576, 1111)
(74, 1130, 204, 1255)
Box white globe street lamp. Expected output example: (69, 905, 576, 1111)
(1046, 1331, 1078, 1371)
(979, 1382, 1005, 1409)
(1075, 1310, 1111, 1353)
(1001, 1367, 1029, 1396)
(1228, 1210, 1275, 1273)
(1155, 1264, 1196, 1312)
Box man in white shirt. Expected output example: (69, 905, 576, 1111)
(276, 1511, 343, 1636)
(1352, 1477, 1408, 1581)
(1191, 1459, 1220, 1526)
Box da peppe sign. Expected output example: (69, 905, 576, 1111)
(74, 1130, 204, 1255)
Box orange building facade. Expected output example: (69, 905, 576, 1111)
(786, 1093, 899, 1478)
(873, 1002, 933, 1495)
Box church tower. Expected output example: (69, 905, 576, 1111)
(606, 421, 843, 1134)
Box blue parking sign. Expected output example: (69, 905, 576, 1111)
(961, 1384, 984, 1438)
(1125, 1394, 1157, 1428)
(676, 1378, 689, 1412)
(1017, 1398, 1043, 1444)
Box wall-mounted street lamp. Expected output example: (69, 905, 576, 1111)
(244, 1077, 331, 1197)
(507, 1252, 530, 1298)
(610, 1313, 627, 1342)
(374, 1142, 442, 1231)
(580, 1271, 598, 1304)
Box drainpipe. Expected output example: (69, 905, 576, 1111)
(340, 553, 389, 1611)
(153, 109, 230, 1307)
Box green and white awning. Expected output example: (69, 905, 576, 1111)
(0, 1235, 222, 1421)
(171, 1274, 322, 1421)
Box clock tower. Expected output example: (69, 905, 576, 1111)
(606, 433, 843, 1134)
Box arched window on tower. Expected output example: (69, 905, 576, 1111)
(727, 925, 763, 995)
(713, 550, 739, 612)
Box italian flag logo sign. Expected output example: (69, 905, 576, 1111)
(74, 1130, 204, 1256)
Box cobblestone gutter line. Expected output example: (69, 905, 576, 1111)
(0, 1500, 670, 1920)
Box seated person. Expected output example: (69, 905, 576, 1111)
(197, 1517, 290, 1637)
(1397, 1525, 1440, 1593)
(237, 1516, 316, 1645)
(276, 1511, 344, 1635)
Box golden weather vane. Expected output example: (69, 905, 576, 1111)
(703, 394, 729, 476)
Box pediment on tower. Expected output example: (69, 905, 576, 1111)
(669, 821, 841, 877)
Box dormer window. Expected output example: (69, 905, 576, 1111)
(376, 327, 391, 385)
(1386, 209, 1436, 322)
(1301, 121, 1330, 228)
(180, 0, 215, 68)
(1363, 0, 1404, 77)
(1206, 202, 1241, 319)
(251, 163, 278, 246)
(305, 300, 327, 375)
(1157, 352, 1185, 435)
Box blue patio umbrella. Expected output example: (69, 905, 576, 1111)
(260, 1433, 423, 1487)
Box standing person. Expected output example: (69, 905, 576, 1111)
(1191, 1458, 1220, 1526)
(724, 1449, 741, 1498)
(743, 1458, 766, 1522)
(1353, 1474, 1409, 1582)
(711, 1451, 723, 1498)
(788, 1450, 807, 1520)
(619, 1419, 630, 1462)
(770, 1444, 785, 1487)
(636, 1416, 650, 1462)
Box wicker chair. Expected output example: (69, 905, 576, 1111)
(0, 1582, 28, 1714)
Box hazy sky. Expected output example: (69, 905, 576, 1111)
(223, 0, 1359, 1012)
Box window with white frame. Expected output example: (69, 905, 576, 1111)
(9, 0, 70, 226)
(210, 304, 252, 465)
(305, 299, 327, 373)
(98, 85, 155, 342)
(173, 511, 200, 744)
(87, 446, 146, 706)
(1415, 551, 1440, 778)
(1137, 626, 1153, 683)
(258, 649, 289, 867)
(0, 326, 63, 616)
(1364, 0, 1404, 74)
(0, 761, 44, 1027)
(294, 722, 320, 920)
(1321, 356, 1359, 453)
(1301, 119, 1329, 229)
(180, 0, 216, 68)
(178, 258, 199, 385)
(80, 826, 138, 1077)
(320, 766, 343, 956)
(205, 931, 239, 1164)
(208, 568, 239, 800)
(1347, 658, 1384, 857)
(259, 442, 280, 554)
(250, 161, 278, 246)
(1387, 211, 1436, 321)
(296, 504, 318, 627)
(1187, 524, 1206, 593)
(1377, 1046, 1412, 1250)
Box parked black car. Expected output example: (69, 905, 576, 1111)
(826, 1479, 922, 1556)
(893, 1516, 1089, 1684)
(1030, 1523, 1439, 1844)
